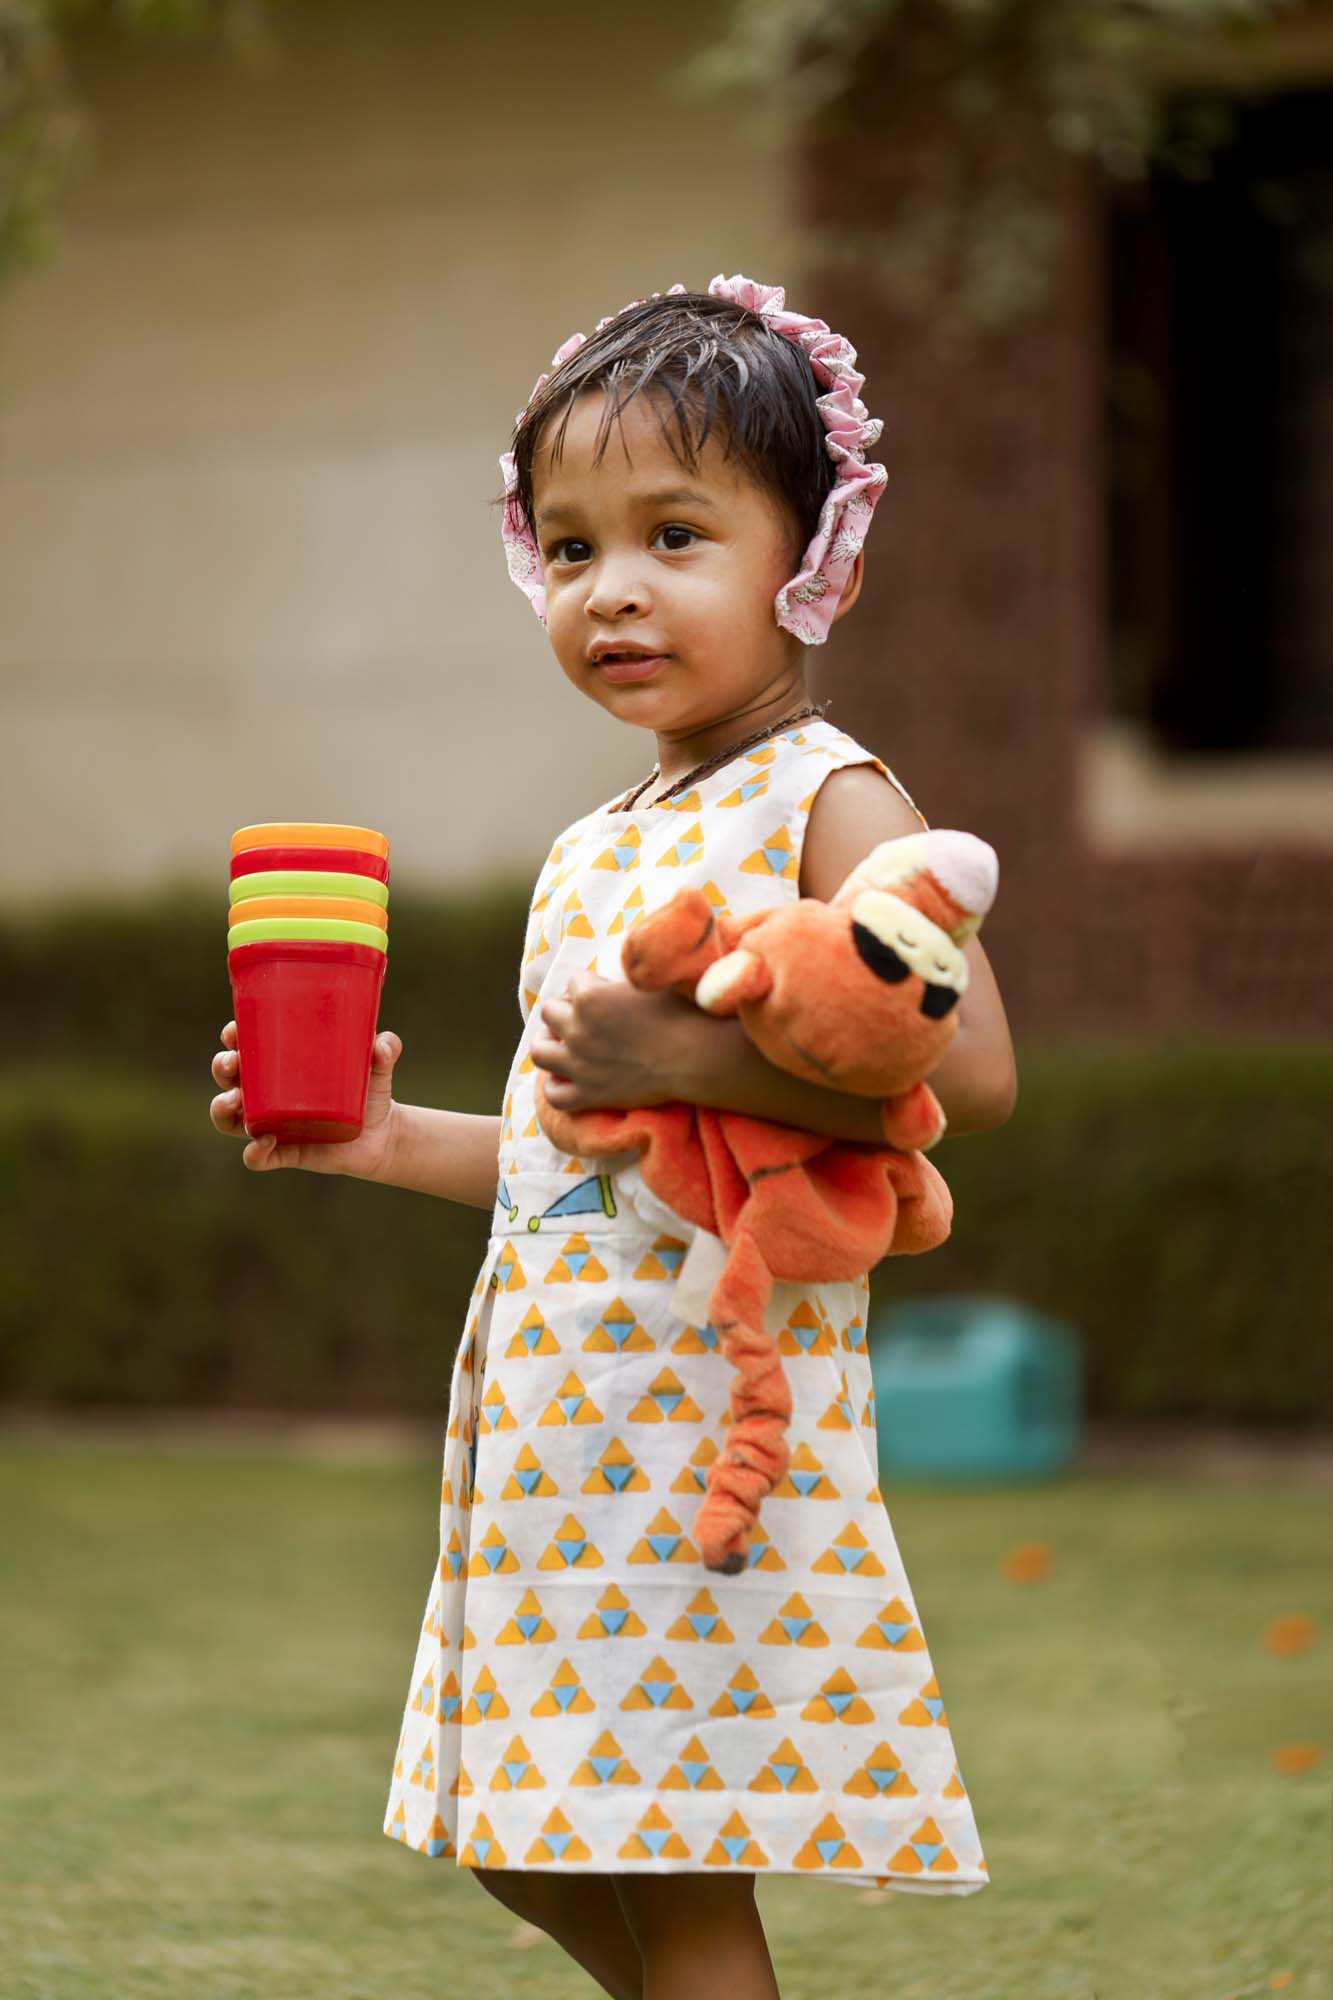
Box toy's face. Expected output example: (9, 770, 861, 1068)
(744, 892, 971, 1097)
(847, 890, 968, 1021)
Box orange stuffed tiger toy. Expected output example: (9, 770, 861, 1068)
(534, 829, 998, 1576)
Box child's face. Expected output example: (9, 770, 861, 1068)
(531, 390, 806, 737)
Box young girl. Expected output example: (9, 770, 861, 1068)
(210, 274, 1016, 2000)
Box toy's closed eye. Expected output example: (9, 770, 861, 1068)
(849, 889, 969, 1001)
(851, 922, 910, 984)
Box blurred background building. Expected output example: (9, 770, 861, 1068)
(3, 0, 1332, 1036)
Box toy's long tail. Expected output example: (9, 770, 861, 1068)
(693, 1228, 792, 1575)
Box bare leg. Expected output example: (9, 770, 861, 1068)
(614, 1873, 780, 2000)
(473, 1867, 644, 2000)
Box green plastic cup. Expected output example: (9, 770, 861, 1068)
(229, 868, 389, 908)
(227, 917, 388, 951)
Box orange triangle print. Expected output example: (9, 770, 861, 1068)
(800, 1665, 875, 1724)
(618, 1803, 692, 1862)
(702, 1809, 769, 1867)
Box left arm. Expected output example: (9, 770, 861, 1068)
(793, 764, 1016, 1136)
(533, 766, 1017, 1142)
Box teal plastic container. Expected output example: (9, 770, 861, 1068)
(869, 1294, 1084, 1481)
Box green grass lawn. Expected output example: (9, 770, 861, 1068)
(0, 1437, 1326, 2000)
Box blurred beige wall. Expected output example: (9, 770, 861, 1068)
(0, 0, 794, 904)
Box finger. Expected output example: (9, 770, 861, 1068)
(209, 1087, 246, 1136)
(371, 1030, 402, 1066)
(211, 1049, 239, 1085)
(242, 1132, 280, 1170)
(221, 1021, 238, 1049)
(529, 1037, 570, 1073)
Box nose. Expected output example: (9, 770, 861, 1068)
(583, 550, 648, 620)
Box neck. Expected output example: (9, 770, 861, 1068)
(651, 679, 811, 786)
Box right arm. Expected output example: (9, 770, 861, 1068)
(210, 1022, 500, 1211)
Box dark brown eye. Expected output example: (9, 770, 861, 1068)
(852, 921, 909, 983)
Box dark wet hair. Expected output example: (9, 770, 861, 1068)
(505, 291, 835, 567)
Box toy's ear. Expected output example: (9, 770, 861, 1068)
(833, 831, 997, 943)
(694, 947, 773, 1015)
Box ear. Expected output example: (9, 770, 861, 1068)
(694, 948, 773, 1015)
(829, 547, 865, 625)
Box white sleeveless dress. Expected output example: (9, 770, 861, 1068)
(383, 717, 989, 1896)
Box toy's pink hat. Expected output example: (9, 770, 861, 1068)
(499, 273, 887, 646)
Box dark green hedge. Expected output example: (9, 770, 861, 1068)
(1, 892, 1330, 1421)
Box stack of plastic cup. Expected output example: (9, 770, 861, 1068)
(227, 822, 390, 1143)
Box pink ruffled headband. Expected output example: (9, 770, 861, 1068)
(499, 273, 887, 646)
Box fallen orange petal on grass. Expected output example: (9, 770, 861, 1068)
(1000, 1541, 1052, 1583)
(1264, 1613, 1316, 1656)
(1268, 1741, 1324, 1776)
(1266, 1974, 1293, 1990)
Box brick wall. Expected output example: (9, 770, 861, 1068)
(798, 5, 1333, 1038)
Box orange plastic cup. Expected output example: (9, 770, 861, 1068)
(228, 894, 389, 931)
(231, 822, 390, 860)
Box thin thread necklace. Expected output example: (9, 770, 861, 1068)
(612, 702, 826, 813)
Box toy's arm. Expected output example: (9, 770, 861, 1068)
(880, 1081, 947, 1153)
(622, 890, 758, 997)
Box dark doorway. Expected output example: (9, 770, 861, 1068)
(1107, 88, 1333, 754)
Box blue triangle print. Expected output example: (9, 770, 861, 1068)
(555, 1538, 586, 1564)
(646, 1534, 679, 1561)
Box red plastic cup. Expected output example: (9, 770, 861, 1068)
(228, 939, 387, 1144)
(229, 844, 390, 884)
